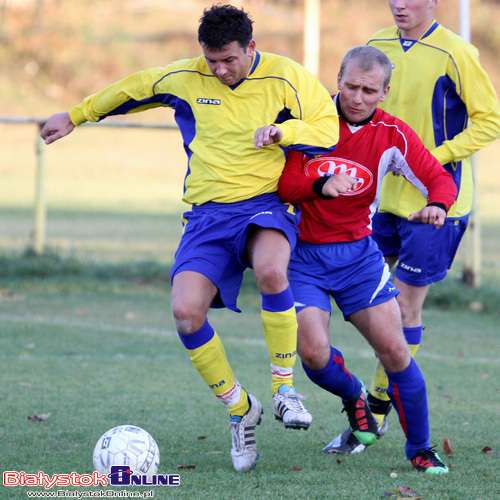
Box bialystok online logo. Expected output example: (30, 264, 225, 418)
(3, 467, 180, 488)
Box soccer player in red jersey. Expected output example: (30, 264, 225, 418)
(278, 46, 456, 473)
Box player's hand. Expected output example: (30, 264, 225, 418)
(40, 112, 75, 144)
(254, 125, 283, 149)
(322, 173, 358, 198)
(408, 206, 446, 228)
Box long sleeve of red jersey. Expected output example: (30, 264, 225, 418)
(278, 150, 318, 203)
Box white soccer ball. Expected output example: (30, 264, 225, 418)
(93, 425, 160, 477)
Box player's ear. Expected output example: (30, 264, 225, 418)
(337, 72, 342, 91)
(379, 85, 390, 102)
(246, 39, 256, 56)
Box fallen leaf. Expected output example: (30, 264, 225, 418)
(336, 459, 342, 465)
(175, 464, 196, 470)
(28, 413, 51, 422)
(289, 466, 302, 471)
(396, 486, 420, 498)
(197, 436, 207, 440)
(482, 446, 500, 455)
(443, 438, 453, 454)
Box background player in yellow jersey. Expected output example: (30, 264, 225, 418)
(327, 0, 500, 454)
(40, 4, 339, 471)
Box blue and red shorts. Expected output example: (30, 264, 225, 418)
(289, 236, 399, 319)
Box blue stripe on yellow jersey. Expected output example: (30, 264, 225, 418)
(368, 21, 500, 218)
(69, 51, 338, 205)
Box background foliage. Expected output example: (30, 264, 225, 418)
(2, 0, 500, 115)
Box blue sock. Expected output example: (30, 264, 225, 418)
(386, 358, 430, 459)
(403, 325, 423, 345)
(177, 319, 214, 350)
(261, 285, 295, 312)
(302, 346, 361, 402)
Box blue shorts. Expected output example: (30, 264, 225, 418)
(170, 192, 300, 312)
(289, 236, 399, 320)
(371, 211, 469, 286)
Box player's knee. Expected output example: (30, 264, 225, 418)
(378, 341, 410, 373)
(298, 339, 330, 371)
(172, 300, 206, 334)
(254, 262, 287, 294)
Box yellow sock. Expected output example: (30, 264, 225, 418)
(261, 287, 298, 394)
(179, 322, 249, 416)
(408, 343, 420, 358)
(369, 360, 391, 404)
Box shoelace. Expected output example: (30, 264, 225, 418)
(279, 391, 307, 411)
(416, 446, 443, 464)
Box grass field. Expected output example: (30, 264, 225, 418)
(1, 275, 500, 499)
(1, 124, 500, 499)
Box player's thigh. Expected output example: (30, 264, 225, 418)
(348, 299, 410, 372)
(246, 227, 291, 286)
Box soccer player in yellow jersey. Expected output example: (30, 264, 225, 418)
(40, 4, 339, 471)
(326, 0, 500, 454)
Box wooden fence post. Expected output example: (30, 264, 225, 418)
(31, 124, 47, 254)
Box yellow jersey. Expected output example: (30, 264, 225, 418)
(69, 51, 338, 205)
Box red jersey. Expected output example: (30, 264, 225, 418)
(278, 104, 457, 244)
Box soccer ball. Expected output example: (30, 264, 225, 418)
(93, 425, 160, 477)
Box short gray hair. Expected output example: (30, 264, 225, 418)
(339, 46, 392, 89)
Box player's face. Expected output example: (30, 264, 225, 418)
(337, 61, 389, 123)
(202, 40, 256, 86)
(388, 0, 439, 39)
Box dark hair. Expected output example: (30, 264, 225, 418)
(198, 4, 253, 50)
(340, 46, 392, 89)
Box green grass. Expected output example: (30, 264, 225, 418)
(1, 274, 500, 500)
(1, 108, 500, 500)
